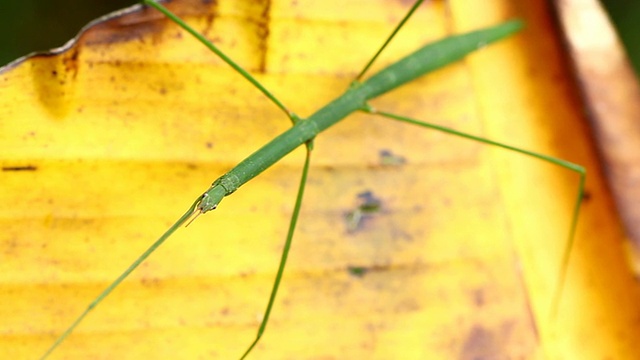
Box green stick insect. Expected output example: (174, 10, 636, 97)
(1, 0, 588, 359)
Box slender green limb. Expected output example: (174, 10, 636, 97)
(551, 173, 585, 317)
(142, 0, 297, 121)
(240, 142, 313, 360)
(39, 196, 204, 360)
(354, 0, 425, 81)
(362, 105, 586, 317)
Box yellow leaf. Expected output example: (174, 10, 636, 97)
(1, 0, 639, 359)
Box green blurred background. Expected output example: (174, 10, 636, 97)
(0, 0, 135, 66)
(0, 0, 638, 75)
(602, 0, 640, 75)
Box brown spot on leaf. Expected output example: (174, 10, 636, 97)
(2, 165, 37, 172)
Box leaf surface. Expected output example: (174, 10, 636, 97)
(1, 0, 639, 359)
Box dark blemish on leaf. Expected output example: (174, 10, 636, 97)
(202, 13, 215, 38)
(348, 266, 368, 277)
(459, 325, 500, 359)
(582, 190, 592, 202)
(357, 191, 381, 212)
(347, 263, 394, 278)
(379, 149, 406, 166)
(256, 0, 271, 73)
(140, 277, 161, 287)
(345, 191, 382, 232)
(23, 131, 37, 140)
(473, 288, 485, 307)
(206, 142, 213, 149)
(239, 270, 256, 278)
(2, 165, 37, 172)
(63, 47, 80, 80)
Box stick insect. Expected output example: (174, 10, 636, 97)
(1, 0, 597, 358)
